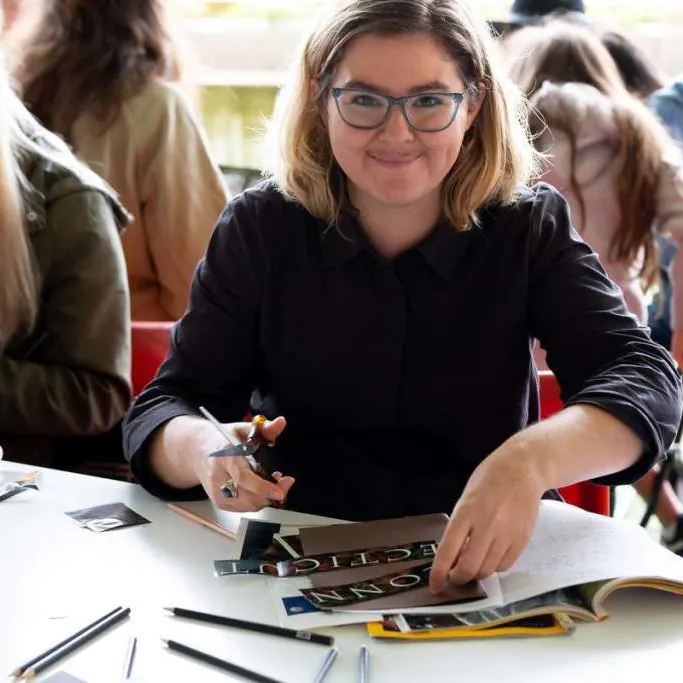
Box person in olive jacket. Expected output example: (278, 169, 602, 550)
(0, 43, 132, 466)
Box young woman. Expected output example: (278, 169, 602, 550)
(14, 0, 228, 321)
(0, 31, 131, 465)
(123, 0, 681, 589)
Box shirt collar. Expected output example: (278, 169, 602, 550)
(320, 210, 367, 267)
(321, 211, 483, 279)
(418, 219, 484, 280)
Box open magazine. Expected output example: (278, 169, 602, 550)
(258, 501, 683, 629)
(176, 498, 683, 634)
(332, 501, 683, 624)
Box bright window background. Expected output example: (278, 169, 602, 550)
(169, 1, 683, 169)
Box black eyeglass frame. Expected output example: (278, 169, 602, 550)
(329, 87, 468, 132)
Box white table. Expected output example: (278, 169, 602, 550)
(1, 461, 682, 682)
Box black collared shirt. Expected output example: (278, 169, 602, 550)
(123, 181, 682, 520)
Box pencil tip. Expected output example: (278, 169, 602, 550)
(162, 607, 173, 613)
(161, 638, 169, 646)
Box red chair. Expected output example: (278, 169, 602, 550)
(131, 321, 174, 396)
(538, 370, 611, 515)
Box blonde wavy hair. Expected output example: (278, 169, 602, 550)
(265, 0, 539, 230)
(0, 42, 38, 350)
(0, 27, 98, 350)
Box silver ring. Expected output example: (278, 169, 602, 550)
(220, 479, 238, 499)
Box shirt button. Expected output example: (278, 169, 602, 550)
(27, 211, 38, 222)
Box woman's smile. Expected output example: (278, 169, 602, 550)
(367, 150, 423, 169)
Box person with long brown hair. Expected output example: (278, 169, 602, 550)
(505, 20, 683, 340)
(14, 0, 228, 321)
(0, 14, 131, 465)
(593, 27, 677, 349)
(504, 20, 683, 554)
(122, 0, 680, 588)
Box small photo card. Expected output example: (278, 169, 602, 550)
(65, 502, 150, 532)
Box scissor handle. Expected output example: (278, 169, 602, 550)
(247, 414, 277, 449)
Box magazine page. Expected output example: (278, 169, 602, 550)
(339, 501, 683, 616)
(497, 501, 683, 607)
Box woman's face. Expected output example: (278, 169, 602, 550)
(326, 32, 482, 214)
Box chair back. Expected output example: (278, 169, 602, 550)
(538, 371, 611, 515)
(131, 321, 174, 396)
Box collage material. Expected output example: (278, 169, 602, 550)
(65, 502, 150, 532)
(300, 561, 486, 610)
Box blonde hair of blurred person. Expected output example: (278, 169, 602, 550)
(0, 20, 131, 465)
(0, 31, 36, 352)
(14, 0, 228, 321)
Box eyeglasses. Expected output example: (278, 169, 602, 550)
(330, 87, 467, 132)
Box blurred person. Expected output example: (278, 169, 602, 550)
(0, 17, 131, 466)
(594, 27, 678, 352)
(490, 0, 586, 37)
(506, 22, 683, 356)
(599, 29, 665, 101)
(505, 21, 683, 553)
(14, 0, 228, 321)
(509, 0, 585, 22)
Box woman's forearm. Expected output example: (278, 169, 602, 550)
(495, 404, 644, 491)
(148, 415, 224, 489)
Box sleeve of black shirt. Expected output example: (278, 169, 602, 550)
(527, 183, 682, 486)
(122, 192, 265, 500)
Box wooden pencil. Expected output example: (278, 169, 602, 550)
(166, 501, 238, 540)
(9, 606, 124, 678)
(164, 606, 333, 646)
(162, 639, 285, 683)
(19, 607, 130, 679)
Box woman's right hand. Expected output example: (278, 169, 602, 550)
(193, 416, 295, 512)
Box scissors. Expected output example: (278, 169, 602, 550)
(199, 408, 283, 502)
(207, 414, 275, 472)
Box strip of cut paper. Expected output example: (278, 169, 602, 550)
(214, 540, 438, 577)
(299, 561, 486, 610)
(276, 540, 439, 577)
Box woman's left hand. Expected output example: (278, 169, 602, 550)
(428, 447, 545, 592)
